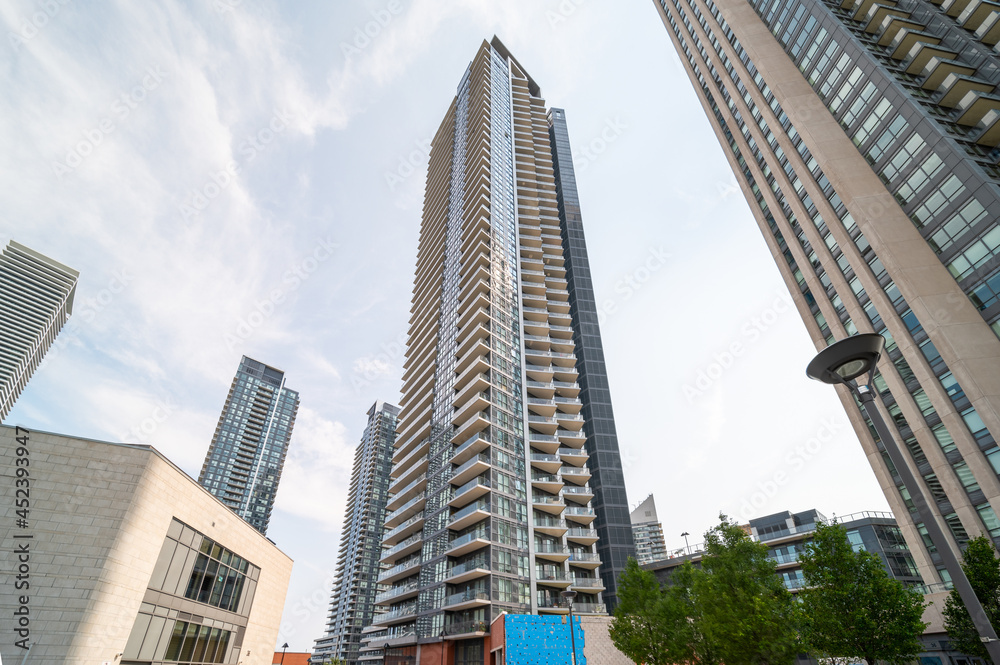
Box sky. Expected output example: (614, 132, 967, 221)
(1, 0, 892, 652)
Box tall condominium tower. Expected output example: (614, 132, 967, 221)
(630, 494, 668, 564)
(651, 0, 1000, 594)
(312, 400, 400, 665)
(376, 37, 634, 659)
(0, 240, 78, 421)
(198, 356, 299, 535)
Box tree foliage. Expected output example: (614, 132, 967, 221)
(611, 515, 799, 665)
(942, 535, 1000, 663)
(798, 521, 926, 665)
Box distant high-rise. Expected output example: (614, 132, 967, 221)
(652, 0, 1000, 589)
(0, 240, 78, 421)
(312, 400, 400, 665)
(630, 495, 668, 565)
(198, 356, 299, 535)
(374, 37, 634, 661)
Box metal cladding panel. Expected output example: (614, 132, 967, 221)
(503, 614, 586, 665)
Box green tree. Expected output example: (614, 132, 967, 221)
(943, 535, 1000, 663)
(694, 515, 802, 665)
(798, 521, 926, 665)
(610, 558, 700, 665)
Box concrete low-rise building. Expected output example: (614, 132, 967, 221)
(0, 425, 293, 665)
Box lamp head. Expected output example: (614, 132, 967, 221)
(561, 589, 577, 604)
(806, 334, 885, 386)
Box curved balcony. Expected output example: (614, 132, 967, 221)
(371, 604, 418, 626)
(535, 541, 570, 562)
(558, 447, 588, 466)
(380, 532, 423, 564)
(530, 453, 561, 473)
(446, 530, 489, 557)
(553, 381, 580, 398)
(385, 474, 427, 513)
(449, 499, 490, 531)
(454, 390, 490, 429)
(562, 485, 594, 504)
(378, 558, 422, 585)
(385, 492, 427, 528)
(527, 396, 557, 417)
(568, 552, 602, 569)
(526, 380, 556, 399)
(452, 410, 490, 447)
(536, 569, 572, 588)
(564, 506, 596, 525)
(374, 580, 421, 605)
(525, 363, 555, 382)
(383, 511, 425, 546)
(531, 473, 564, 494)
(571, 576, 606, 591)
(451, 432, 490, 466)
(529, 432, 560, 454)
(532, 494, 566, 515)
(448, 476, 490, 508)
(451, 453, 491, 487)
(561, 466, 592, 485)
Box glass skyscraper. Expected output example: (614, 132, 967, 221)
(312, 400, 399, 665)
(0, 240, 79, 421)
(651, 0, 1000, 623)
(374, 37, 635, 660)
(198, 355, 299, 535)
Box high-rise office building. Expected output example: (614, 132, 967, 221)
(376, 37, 635, 660)
(312, 400, 400, 665)
(630, 494, 668, 564)
(0, 240, 79, 421)
(198, 356, 299, 535)
(651, 0, 1000, 591)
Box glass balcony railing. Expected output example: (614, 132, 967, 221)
(567, 528, 598, 539)
(531, 474, 560, 483)
(374, 580, 421, 604)
(443, 589, 490, 607)
(448, 530, 488, 550)
(564, 507, 595, 517)
(568, 552, 601, 563)
(574, 602, 606, 614)
(535, 542, 568, 555)
(383, 533, 423, 559)
(452, 453, 491, 479)
(383, 512, 425, 541)
(378, 558, 421, 581)
(533, 516, 567, 528)
(536, 569, 570, 583)
(530, 454, 560, 464)
(452, 476, 490, 500)
(532, 495, 564, 505)
(385, 492, 426, 523)
(450, 499, 489, 523)
(562, 486, 593, 496)
(372, 605, 418, 624)
(572, 576, 604, 588)
(451, 432, 489, 461)
(446, 558, 489, 578)
(443, 619, 489, 635)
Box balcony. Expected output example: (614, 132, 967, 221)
(959, 0, 1000, 28)
(564, 506, 596, 525)
(567, 528, 599, 545)
(524, 363, 555, 381)
(453, 390, 490, 428)
(535, 542, 570, 562)
(378, 559, 422, 585)
(976, 9, 1000, 43)
(954, 89, 1000, 126)
(371, 605, 418, 626)
(451, 432, 490, 466)
(443, 619, 489, 638)
(561, 466, 592, 485)
(557, 429, 586, 446)
(452, 410, 490, 447)
(574, 602, 607, 614)
(384, 492, 427, 528)
(531, 473, 564, 494)
(536, 569, 572, 588)
(937, 72, 993, 108)
(529, 432, 560, 454)
(571, 576, 606, 591)
(449, 499, 490, 531)
(442, 589, 491, 611)
(904, 42, 958, 75)
(374, 580, 421, 605)
(526, 396, 557, 417)
(568, 552, 602, 569)
(446, 530, 490, 557)
(528, 414, 559, 435)
(451, 453, 491, 487)
(383, 512, 425, 546)
(553, 381, 580, 397)
(536, 597, 570, 614)
(558, 447, 588, 465)
(532, 494, 565, 516)
(445, 559, 491, 584)
(530, 453, 562, 473)
(390, 440, 430, 489)
(533, 516, 568, 537)
(920, 56, 976, 90)
(380, 532, 424, 564)
(448, 476, 490, 508)
(525, 380, 556, 398)
(385, 474, 427, 512)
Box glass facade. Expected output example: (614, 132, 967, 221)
(312, 401, 400, 665)
(375, 37, 633, 655)
(653, 0, 1000, 586)
(198, 355, 299, 535)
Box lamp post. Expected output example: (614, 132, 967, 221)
(561, 589, 578, 665)
(280, 643, 289, 665)
(806, 333, 1000, 660)
(439, 630, 446, 665)
(681, 531, 690, 555)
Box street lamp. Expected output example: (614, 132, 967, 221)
(807, 333, 1000, 659)
(280, 643, 289, 665)
(439, 630, 446, 665)
(561, 589, 578, 665)
(681, 531, 690, 555)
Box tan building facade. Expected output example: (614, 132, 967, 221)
(0, 425, 292, 664)
(652, 0, 1000, 592)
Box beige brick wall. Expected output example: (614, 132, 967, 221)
(0, 426, 292, 665)
(581, 616, 636, 665)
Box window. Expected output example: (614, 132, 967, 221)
(164, 621, 231, 663)
(911, 175, 965, 228)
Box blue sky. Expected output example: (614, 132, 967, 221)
(2, 0, 891, 651)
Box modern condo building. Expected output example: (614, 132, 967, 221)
(312, 400, 400, 665)
(375, 37, 634, 661)
(198, 356, 299, 535)
(630, 494, 669, 564)
(651, 0, 1000, 592)
(0, 240, 79, 421)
